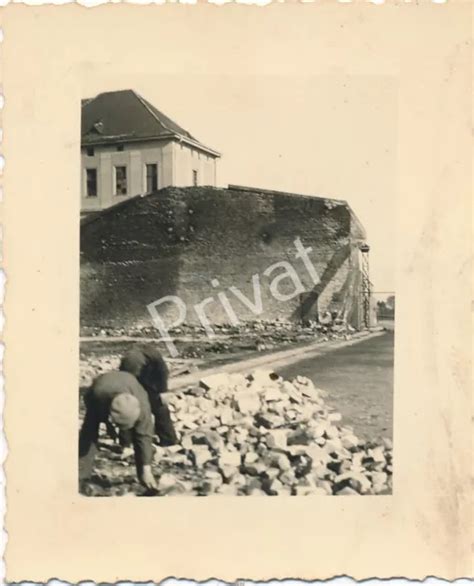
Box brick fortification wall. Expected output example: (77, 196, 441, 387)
(80, 186, 366, 330)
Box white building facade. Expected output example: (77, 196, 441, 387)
(81, 90, 220, 215)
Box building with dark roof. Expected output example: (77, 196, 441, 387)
(81, 89, 221, 215)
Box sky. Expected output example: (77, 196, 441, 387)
(83, 74, 396, 293)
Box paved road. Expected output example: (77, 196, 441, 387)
(279, 330, 394, 442)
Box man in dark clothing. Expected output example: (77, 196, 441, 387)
(79, 370, 157, 490)
(119, 344, 178, 446)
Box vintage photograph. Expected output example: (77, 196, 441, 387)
(78, 79, 396, 497)
(5, 2, 472, 581)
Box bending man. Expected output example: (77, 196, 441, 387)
(79, 370, 157, 490)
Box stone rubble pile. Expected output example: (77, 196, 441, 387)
(80, 355, 121, 388)
(152, 369, 392, 496)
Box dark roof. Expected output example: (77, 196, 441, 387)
(81, 89, 219, 155)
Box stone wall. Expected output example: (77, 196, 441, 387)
(80, 186, 366, 330)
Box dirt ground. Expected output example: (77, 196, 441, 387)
(279, 331, 394, 441)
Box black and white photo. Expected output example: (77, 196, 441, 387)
(78, 81, 395, 497)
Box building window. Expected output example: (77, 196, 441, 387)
(145, 163, 158, 193)
(192, 169, 198, 186)
(114, 165, 127, 196)
(86, 168, 98, 197)
(86, 147, 94, 157)
(117, 145, 124, 152)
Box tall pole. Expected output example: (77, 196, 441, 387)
(360, 243, 371, 329)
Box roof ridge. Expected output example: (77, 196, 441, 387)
(81, 94, 100, 108)
(132, 90, 176, 136)
(81, 89, 220, 157)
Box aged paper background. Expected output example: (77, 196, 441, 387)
(2, 3, 472, 582)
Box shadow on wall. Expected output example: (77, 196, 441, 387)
(293, 243, 351, 321)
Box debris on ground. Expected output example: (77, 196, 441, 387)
(80, 369, 393, 497)
(80, 318, 361, 387)
(84, 317, 357, 340)
(81, 319, 357, 360)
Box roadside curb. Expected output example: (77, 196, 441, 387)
(169, 330, 386, 391)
